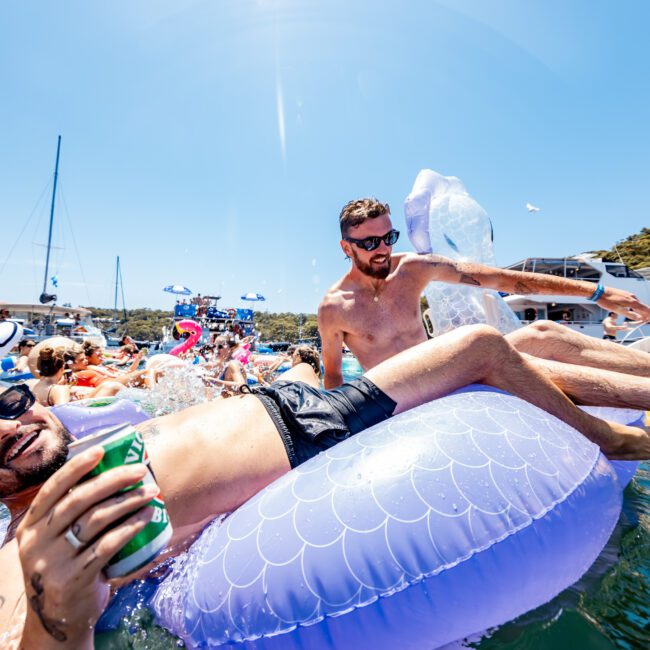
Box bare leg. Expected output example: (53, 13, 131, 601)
(91, 381, 124, 398)
(365, 325, 650, 460)
(276, 363, 320, 388)
(526, 355, 650, 410)
(507, 320, 650, 377)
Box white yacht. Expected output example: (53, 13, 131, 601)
(502, 255, 650, 342)
(1, 303, 107, 347)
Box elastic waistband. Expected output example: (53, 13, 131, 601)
(254, 393, 299, 468)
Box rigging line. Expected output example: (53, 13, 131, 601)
(31, 178, 54, 296)
(58, 181, 93, 306)
(613, 243, 625, 265)
(0, 177, 52, 278)
(119, 260, 127, 321)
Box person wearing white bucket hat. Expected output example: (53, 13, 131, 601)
(0, 321, 23, 359)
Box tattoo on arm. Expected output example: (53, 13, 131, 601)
(460, 274, 481, 286)
(137, 421, 162, 442)
(0, 594, 5, 609)
(514, 280, 534, 294)
(27, 573, 67, 642)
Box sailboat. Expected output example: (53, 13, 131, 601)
(102, 256, 128, 344)
(0, 136, 106, 346)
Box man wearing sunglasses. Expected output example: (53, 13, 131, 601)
(318, 198, 650, 393)
(3, 320, 650, 647)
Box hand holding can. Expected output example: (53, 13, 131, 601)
(16, 445, 158, 648)
(66, 424, 173, 578)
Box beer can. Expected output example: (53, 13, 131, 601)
(67, 424, 173, 578)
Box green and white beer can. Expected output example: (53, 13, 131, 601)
(67, 424, 173, 578)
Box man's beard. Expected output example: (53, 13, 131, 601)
(0, 423, 73, 497)
(351, 249, 391, 280)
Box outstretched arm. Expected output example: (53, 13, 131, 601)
(318, 301, 344, 389)
(411, 254, 650, 321)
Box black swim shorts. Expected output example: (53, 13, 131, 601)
(247, 377, 397, 468)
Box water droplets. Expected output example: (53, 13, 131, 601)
(122, 364, 220, 417)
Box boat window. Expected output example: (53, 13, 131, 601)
(605, 264, 643, 279)
(532, 261, 560, 276)
(574, 265, 601, 282)
(506, 258, 601, 282)
(519, 307, 547, 321)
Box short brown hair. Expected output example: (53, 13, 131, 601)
(82, 340, 101, 357)
(291, 345, 321, 377)
(339, 198, 390, 238)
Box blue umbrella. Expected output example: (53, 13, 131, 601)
(240, 292, 266, 302)
(164, 284, 192, 296)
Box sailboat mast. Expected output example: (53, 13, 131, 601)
(41, 135, 61, 301)
(113, 255, 120, 322)
(119, 260, 127, 322)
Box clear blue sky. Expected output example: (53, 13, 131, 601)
(1, 1, 648, 313)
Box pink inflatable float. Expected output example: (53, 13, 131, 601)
(169, 319, 203, 357)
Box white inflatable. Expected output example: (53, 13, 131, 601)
(0, 321, 23, 358)
(404, 169, 521, 336)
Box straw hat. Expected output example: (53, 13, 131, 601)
(28, 336, 80, 378)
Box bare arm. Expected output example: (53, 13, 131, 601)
(318, 301, 344, 389)
(412, 254, 650, 321)
(604, 321, 631, 332)
(48, 385, 71, 406)
(127, 351, 144, 372)
(257, 354, 289, 383)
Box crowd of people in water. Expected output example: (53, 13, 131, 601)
(3, 330, 324, 406)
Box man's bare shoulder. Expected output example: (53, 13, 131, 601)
(318, 292, 345, 331)
(396, 251, 436, 269)
(319, 277, 353, 314)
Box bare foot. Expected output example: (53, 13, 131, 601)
(601, 422, 650, 460)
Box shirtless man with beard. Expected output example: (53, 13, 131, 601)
(2, 325, 650, 648)
(318, 198, 650, 397)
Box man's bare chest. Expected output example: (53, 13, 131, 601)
(342, 289, 421, 336)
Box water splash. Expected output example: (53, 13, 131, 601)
(121, 364, 220, 417)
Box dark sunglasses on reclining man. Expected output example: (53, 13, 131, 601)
(0, 384, 36, 420)
(344, 229, 400, 252)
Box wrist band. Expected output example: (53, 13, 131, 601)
(588, 284, 605, 302)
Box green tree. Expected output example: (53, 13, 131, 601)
(589, 228, 650, 270)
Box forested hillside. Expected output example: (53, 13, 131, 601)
(87, 307, 318, 343)
(590, 228, 650, 269)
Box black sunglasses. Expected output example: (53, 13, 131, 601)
(344, 229, 400, 252)
(0, 384, 36, 420)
